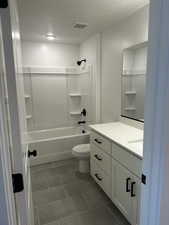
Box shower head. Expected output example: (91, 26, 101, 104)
(77, 59, 86, 66)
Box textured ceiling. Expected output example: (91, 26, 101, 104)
(17, 0, 149, 44)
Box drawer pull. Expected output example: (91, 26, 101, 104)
(126, 177, 131, 192)
(94, 154, 102, 161)
(94, 173, 102, 181)
(28, 149, 37, 158)
(131, 181, 136, 197)
(94, 138, 102, 144)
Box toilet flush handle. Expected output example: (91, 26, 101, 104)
(94, 138, 102, 144)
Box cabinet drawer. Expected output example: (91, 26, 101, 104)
(91, 159, 111, 198)
(112, 142, 142, 177)
(90, 131, 111, 154)
(90, 143, 111, 175)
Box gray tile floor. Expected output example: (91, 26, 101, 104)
(31, 159, 130, 225)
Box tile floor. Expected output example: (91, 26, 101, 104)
(31, 159, 130, 225)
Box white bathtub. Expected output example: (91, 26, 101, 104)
(27, 126, 90, 166)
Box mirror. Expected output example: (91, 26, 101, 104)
(121, 42, 148, 122)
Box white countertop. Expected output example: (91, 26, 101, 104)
(90, 122, 144, 159)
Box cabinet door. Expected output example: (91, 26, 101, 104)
(112, 160, 132, 223)
(130, 175, 141, 225)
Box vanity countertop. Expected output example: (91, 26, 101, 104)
(89, 122, 144, 159)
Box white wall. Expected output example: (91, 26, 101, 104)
(22, 41, 79, 67)
(80, 34, 101, 123)
(101, 5, 149, 122)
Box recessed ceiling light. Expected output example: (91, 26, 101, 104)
(47, 32, 54, 36)
(46, 36, 56, 41)
(46, 33, 56, 41)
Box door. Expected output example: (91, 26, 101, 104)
(112, 159, 132, 223)
(0, 19, 17, 225)
(112, 157, 141, 225)
(0, 1, 31, 225)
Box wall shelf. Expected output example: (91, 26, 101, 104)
(26, 115, 32, 119)
(124, 107, 136, 111)
(69, 93, 82, 97)
(24, 95, 31, 99)
(23, 66, 79, 75)
(122, 71, 146, 76)
(70, 111, 81, 116)
(125, 91, 136, 95)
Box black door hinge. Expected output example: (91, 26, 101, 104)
(12, 173, 24, 193)
(0, 0, 8, 8)
(141, 174, 146, 185)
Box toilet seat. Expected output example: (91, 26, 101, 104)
(72, 144, 90, 158)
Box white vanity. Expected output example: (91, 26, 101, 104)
(90, 122, 143, 225)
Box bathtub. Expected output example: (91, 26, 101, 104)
(27, 126, 90, 166)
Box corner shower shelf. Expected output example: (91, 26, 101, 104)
(122, 70, 146, 76)
(26, 115, 32, 119)
(124, 107, 136, 111)
(23, 66, 79, 75)
(70, 111, 81, 116)
(24, 95, 31, 99)
(69, 93, 82, 97)
(125, 91, 136, 95)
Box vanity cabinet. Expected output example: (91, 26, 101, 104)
(112, 158, 140, 225)
(90, 130, 142, 225)
(90, 131, 112, 199)
(90, 158, 112, 198)
(90, 131, 112, 154)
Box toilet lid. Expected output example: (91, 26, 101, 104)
(72, 144, 90, 157)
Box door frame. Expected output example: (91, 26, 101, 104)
(0, 17, 17, 225)
(0, 1, 29, 225)
(0, 98, 17, 225)
(140, 0, 169, 225)
(0, 0, 169, 225)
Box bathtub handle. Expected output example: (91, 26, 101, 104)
(94, 138, 102, 144)
(94, 154, 102, 161)
(28, 150, 37, 158)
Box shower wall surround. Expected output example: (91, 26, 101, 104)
(24, 66, 94, 131)
(22, 41, 99, 131)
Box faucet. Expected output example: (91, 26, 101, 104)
(78, 121, 86, 125)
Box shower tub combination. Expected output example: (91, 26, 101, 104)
(27, 126, 90, 166)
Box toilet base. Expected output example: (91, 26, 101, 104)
(78, 159, 90, 173)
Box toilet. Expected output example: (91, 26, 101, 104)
(72, 144, 90, 173)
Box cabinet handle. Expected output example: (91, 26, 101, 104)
(94, 154, 102, 161)
(94, 138, 102, 144)
(28, 150, 37, 158)
(131, 181, 136, 197)
(94, 173, 102, 181)
(126, 177, 131, 192)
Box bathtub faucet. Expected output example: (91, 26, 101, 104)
(78, 121, 86, 125)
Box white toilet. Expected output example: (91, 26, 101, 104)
(72, 144, 90, 173)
